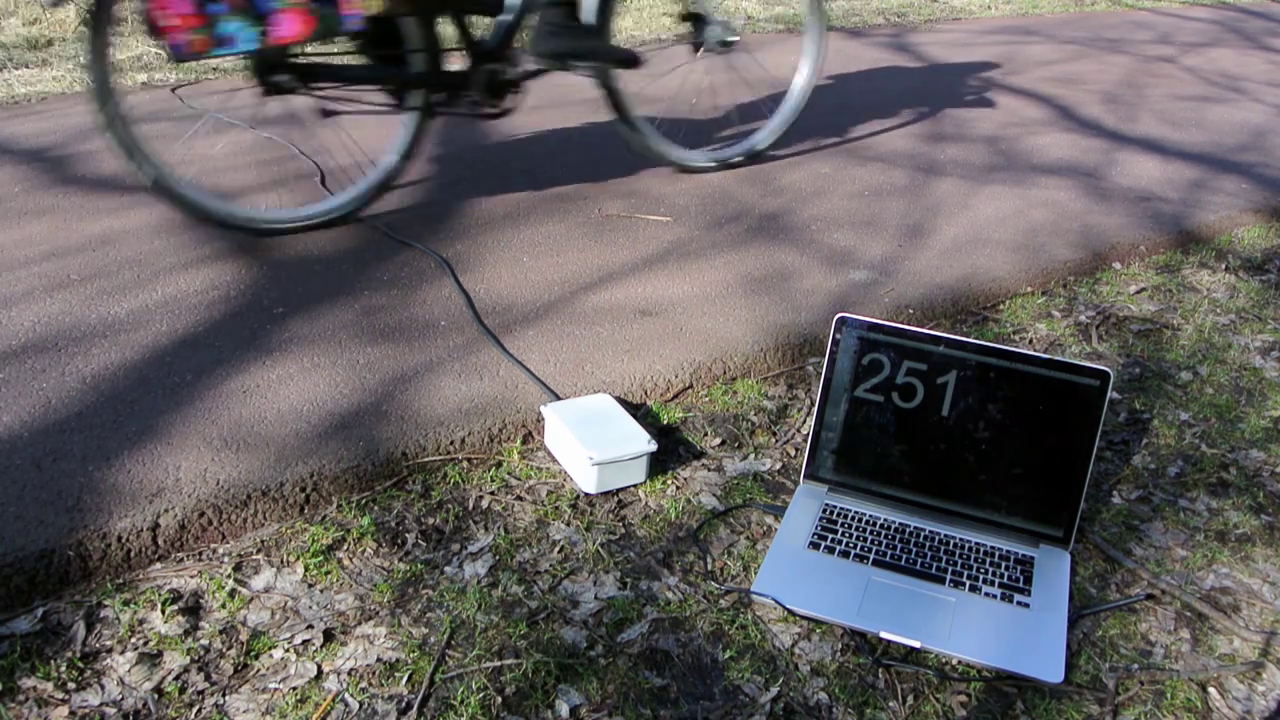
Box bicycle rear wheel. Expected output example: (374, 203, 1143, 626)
(88, 0, 434, 235)
(597, 0, 826, 172)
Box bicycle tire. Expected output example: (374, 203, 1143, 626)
(88, 2, 435, 236)
(596, 0, 827, 173)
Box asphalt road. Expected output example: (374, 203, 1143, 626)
(2, 3, 1279, 607)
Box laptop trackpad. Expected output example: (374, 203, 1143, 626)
(857, 578, 955, 645)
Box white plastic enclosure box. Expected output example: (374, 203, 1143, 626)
(539, 393, 658, 494)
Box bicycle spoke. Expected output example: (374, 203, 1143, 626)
(674, 62, 714, 145)
(704, 60, 728, 148)
(631, 55, 698, 96)
(651, 58, 697, 139)
(169, 113, 211, 156)
(726, 52, 779, 126)
(739, 38, 790, 90)
(91, 0, 432, 232)
(602, 0, 825, 169)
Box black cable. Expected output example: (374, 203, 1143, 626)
(366, 220, 563, 403)
(367, 204, 1154, 685)
(692, 502, 788, 594)
(309, 151, 563, 403)
(691, 504, 1154, 688)
(1069, 592, 1155, 625)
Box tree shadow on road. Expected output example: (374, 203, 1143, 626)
(0, 58, 1001, 611)
(381, 61, 1000, 200)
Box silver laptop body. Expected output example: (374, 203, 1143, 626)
(751, 313, 1113, 684)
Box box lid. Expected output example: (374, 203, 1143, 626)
(540, 393, 658, 465)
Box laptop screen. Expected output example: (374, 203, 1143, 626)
(805, 315, 1113, 547)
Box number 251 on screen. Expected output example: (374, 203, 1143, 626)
(852, 353, 958, 417)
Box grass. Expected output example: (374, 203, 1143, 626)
(0, 0, 1256, 104)
(703, 377, 767, 414)
(3, 223, 1279, 717)
(244, 630, 276, 665)
(391, 223, 1275, 717)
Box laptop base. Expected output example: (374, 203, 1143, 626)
(750, 483, 1073, 685)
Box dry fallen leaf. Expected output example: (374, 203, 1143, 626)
(559, 625, 590, 650)
(695, 491, 723, 511)
(323, 623, 404, 673)
(465, 533, 496, 556)
(555, 684, 586, 719)
(558, 572, 627, 623)
(70, 676, 125, 710)
(757, 683, 781, 705)
(222, 689, 268, 720)
(0, 607, 45, 638)
(723, 458, 774, 477)
(67, 613, 88, 657)
(247, 565, 306, 596)
(463, 553, 496, 582)
(16, 675, 61, 699)
(615, 613, 662, 645)
(109, 650, 188, 694)
(261, 657, 319, 691)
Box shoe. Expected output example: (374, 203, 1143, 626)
(529, 0, 642, 69)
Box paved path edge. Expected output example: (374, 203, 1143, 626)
(5, 204, 1277, 612)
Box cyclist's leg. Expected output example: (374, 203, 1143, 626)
(529, 0, 641, 68)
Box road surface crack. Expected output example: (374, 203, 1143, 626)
(169, 80, 333, 196)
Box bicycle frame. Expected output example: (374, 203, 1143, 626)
(281, 0, 701, 94)
(450, 0, 535, 59)
(273, 0, 550, 99)
(444, 0, 696, 62)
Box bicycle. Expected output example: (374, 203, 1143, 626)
(88, 0, 828, 235)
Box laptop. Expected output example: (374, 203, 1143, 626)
(750, 313, 1113, 684)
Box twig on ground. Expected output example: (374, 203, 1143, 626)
(315, 471, 415, 522)
(408, 624, 455, 718)
(754, 359, 822, 381)
(1086, 532, 1274, 645)
(1114, 660, 1266, 683)
(403, 454, 559, 474)
(142, 516, 284, 569)
(347, 473, 411, 504)
(509, 459, 563, 471)
(132, 560, 226, 581)
(889, 672, 906, 719)
(476, 491, 541, 509)
(311, 689, 341, 720)
(434, 656, 582, 684)
(404, 453, 493, 467)
(596, 209, 674, 222)
(435, 659, 528, 682)
(1113, 685, 1142, 707)
(664, 383, 694, 403)
(957, 678, 1107, 699)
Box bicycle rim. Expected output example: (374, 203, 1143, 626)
(598, 0, 827, 172)
(88, 0, 433, 235)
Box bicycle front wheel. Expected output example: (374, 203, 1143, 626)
(88, 0, 434, 235)
(598, 0, 827, 172)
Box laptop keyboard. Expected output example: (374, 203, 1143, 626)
(808, 502, 1036, 609)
